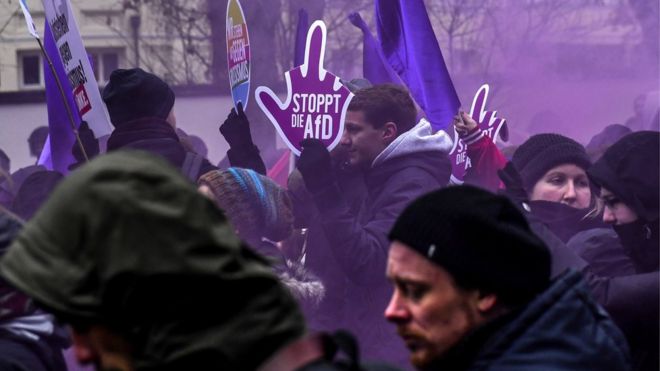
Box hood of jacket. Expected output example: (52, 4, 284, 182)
(588, 131, 659, 223)
(367, 119, 452, 187)
(0, 151, 305, 370)
(372, 118, 453, 167)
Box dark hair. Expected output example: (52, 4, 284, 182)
(28, 126, 49, 144)
(348, 84, 417, 134)
(12, 170, 63, 221)
(0, 149, 9, 173)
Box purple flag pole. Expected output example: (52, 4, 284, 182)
(41, 21, 88, 173)
(348, 12, 403, 86)
(293, 9, 309, 68)
(375, 0, 460, 132)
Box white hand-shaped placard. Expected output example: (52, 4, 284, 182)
(256, 21, 353, 156)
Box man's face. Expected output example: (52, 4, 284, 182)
(340, 110, 389, 169)
(385, 242, 485, 369)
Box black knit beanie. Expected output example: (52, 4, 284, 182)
(389, 185, 551, 305)
(512, 133, 592, 191)
(588, 131, 659, 222)
(102, 68, 175, 127)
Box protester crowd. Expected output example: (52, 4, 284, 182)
(0, 67, 657, 371)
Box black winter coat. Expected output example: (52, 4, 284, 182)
(527, 218, 658, 371)
(433, 270, 630, 371)
(107, 118, 216, 181)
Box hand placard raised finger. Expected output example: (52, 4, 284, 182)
(301, 21, 327, 80)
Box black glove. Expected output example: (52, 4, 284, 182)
(497, 162, 529, 207)
(72, 121, 100, 162)
(219, 102, 254, 149)
(297, 139, 334, 193)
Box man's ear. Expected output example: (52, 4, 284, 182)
(476, 292, 498, 313)
(382, 122, 398, 142)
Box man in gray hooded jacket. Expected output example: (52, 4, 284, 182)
(297, 84, 452, 363)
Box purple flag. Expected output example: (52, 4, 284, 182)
(348, 12, 402, 86)
(42, 21, 80, 173)
(375, 0, 460, 131)
(293, 9, 309, 68)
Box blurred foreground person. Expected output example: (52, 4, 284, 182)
(0, 211, 68, 371)
(386, 186, 630, 370)
(0, 151, 398, 371)
(588, 131, 659, 371)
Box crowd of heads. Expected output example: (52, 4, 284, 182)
(0, 67, 657, 371)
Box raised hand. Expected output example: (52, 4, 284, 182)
(255, 21, 353, 156)
(297, 138, 334, 192)
(219, 102, 253, 149)
(453, 110, 478, 135)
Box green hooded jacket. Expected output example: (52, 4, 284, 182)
(0, 150, 305, 370)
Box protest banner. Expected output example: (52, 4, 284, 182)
(449, 84, 508, 184)
(42, 0, 112, 138)
(18, 0, 87, 169)
(256, 21, 353, 156)
(226, 0, 251, 109)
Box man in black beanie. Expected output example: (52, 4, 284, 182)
(74, 68, 216, 181)
(385, 185, 630, 370)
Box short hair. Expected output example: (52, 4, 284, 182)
(348, 84, 417, 134)
(28, 126, 49, 144)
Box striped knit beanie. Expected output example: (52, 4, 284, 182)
(199, 168, 293, 242)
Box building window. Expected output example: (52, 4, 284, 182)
(19, 52, 43, 88)
(89, 49, 123, 85)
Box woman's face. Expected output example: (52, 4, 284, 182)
(600, 187, 638, 225)
(530, 164, 591, 209)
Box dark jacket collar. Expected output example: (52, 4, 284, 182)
(529, 200, 609, 242)
(107, 117, 179, 151)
